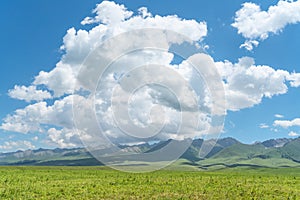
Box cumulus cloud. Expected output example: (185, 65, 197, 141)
(8, 85, 52, 102)
(1, 95, 76, 134)
(34, 62, 77, 97)
(232, 0, 300, 50)
(0, 95, 87, 148)
(81, 1, 133, 25)
(274, 118, 300, 128)
(89, 53, 222, 144)
(1, 101, 51, 134)
(47, 128, 80, 148)
(1, 1, 212, 148)
(215, 57, 300, 111)
(33, 1, 207, 98)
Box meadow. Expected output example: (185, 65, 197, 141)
(0, 166, 299, 199)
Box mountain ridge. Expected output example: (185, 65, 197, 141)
(1, 137, 299, 169)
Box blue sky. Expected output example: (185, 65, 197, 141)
(1, 0, 300, 151)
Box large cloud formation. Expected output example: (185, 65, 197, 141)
(2, 1, 211, 148)
(232, 0, 300, 51)
(1, 1, 300, 149)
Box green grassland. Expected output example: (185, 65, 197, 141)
(0, 166, 300, 199)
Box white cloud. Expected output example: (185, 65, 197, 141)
(81, 1, 133, 25)
(259, 123, 269, 129)
(274, 118, 300, 128)
(47, 128, 80, 148)
(1, 95, 90, 148)
(286, 72, 300, 87)
(215, 57, 298, 111)
(91, 53, 221, 144)
(1, 1, 211, 145)
(1, 95, 75, 133)
(33, 136, 39, 141)
(275, 114, 284, 118)
(138, 7, 152, 18)
(232, 1, 300, 50)
(34, 62, 77, 97)
(1, 101, 50, 134)
(32, 1, 207, 98)
(239, 40, 259, 51)
(0, 140, 35, 151)
(8, 85, 51, 102)
(288, 131, 299, 137)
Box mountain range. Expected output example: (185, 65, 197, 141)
(1, 137, 300, 170)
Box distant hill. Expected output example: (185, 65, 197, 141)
(1, 137, 300, 169)
(261, 138, 292, 148)
(0, 148, 99, 166)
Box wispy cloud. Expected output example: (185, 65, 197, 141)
(274, 114, 284, 118)
(259, 123, 269, 129)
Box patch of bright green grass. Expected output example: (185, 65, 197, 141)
(0, 166, 299, 199)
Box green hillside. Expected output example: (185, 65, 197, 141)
(281, 138, 300, 162)
(1, 137, 300, 169)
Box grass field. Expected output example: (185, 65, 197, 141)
(0, 166, 299, 199)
